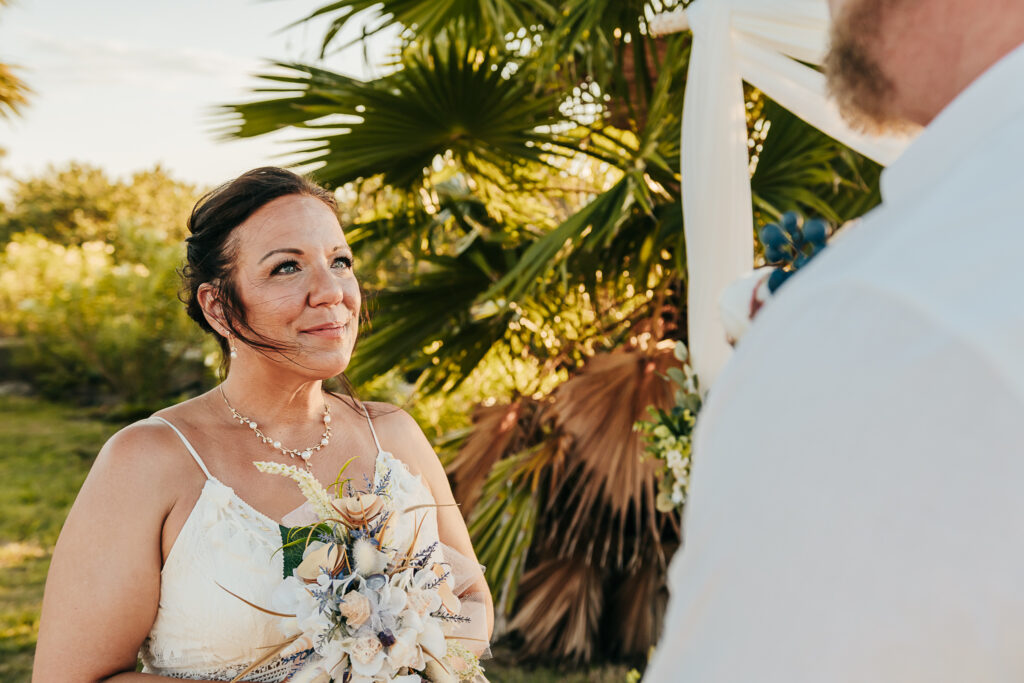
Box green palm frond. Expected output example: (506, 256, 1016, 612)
(290, 0, 558, 56)
(218, 38, 574, 189)
(468, 446, 545, 611)
(0, 0, 30, 120)
(349, 234, 515, 389)
(751, 97, 882, 226)
(0, 63, 29, 119)
(482, 174, 634, 303)
(344, 176, 501, 275)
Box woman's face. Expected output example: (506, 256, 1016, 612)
(227, 193, 360, 377)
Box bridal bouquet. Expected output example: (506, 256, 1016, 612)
(229, 461, 483, 683)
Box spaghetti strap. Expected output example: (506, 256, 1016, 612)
(360, 401, 385, 455)
(151, 416, 214, 480)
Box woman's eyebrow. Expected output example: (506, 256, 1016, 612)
(259, 247, 303, 264)
(258, 245, 351, 264)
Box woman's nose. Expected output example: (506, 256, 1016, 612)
(307, 260, 345, 307)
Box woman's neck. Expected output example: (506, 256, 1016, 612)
(217, 365, 328, 430)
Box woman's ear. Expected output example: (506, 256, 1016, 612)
(197, 282, 230, 338)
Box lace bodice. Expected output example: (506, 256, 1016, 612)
(140, 405, 441, 682)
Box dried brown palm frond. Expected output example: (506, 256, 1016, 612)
(540, 336, 678, 569)
(447, 397, 544, 516)
(605, 540, 676, 658)
(507, 557, 604, 663)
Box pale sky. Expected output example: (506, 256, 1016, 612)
(0, 0, 395, 196)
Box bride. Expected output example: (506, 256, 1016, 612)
(32, 167, 494, 681)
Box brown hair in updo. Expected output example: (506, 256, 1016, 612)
(181, 167, 369, 382)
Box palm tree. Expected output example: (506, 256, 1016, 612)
(0, 0, 30, 120)
(219, 0, 881, 663)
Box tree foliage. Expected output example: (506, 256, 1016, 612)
(0, 165, 211, 407)
(0, 163, 197, 247)
(0, 0, 30, 120)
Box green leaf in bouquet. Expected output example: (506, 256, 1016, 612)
(280, 526, 306, 579)
(278, 523, 335, 579)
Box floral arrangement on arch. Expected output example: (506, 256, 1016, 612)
(638, 212, 835, 512)
(225, 460, 485, 683)
(634, 341, 701, 512)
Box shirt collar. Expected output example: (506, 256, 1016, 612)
(881, 40, 1024, 207)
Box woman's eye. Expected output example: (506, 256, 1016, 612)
(270, 256, 351, 275)
(270, 260, 299, 275)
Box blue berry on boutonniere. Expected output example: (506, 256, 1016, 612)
(720, 211, 836, 346)
(759, 211, 833, 293)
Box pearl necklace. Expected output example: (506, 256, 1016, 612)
(219, 387, 332, 469)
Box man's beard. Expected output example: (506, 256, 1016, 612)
(824, 0, 913, 134)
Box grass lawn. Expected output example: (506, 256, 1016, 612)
(0, 395, 633, 682)
(0, 395, 120, 682)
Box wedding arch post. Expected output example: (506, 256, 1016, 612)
(650, 0, 911, 389)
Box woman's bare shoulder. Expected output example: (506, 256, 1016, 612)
(91, 401, 210, 492)
(353, 399, 414, 431)
(362, 402, 438, 465)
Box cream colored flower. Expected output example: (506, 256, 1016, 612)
(339, 591, 372, 629)
(387, 628, 425, 671)
(332, 493, 386, 527)
(422, 658, 456, 683)
(349, 635, 383, 665)
(296, 542, 344, 582)
(406, 587, 441, 617)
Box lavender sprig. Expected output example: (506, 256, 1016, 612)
(431, 609, 471, 623)
(423, 568, 451, 591)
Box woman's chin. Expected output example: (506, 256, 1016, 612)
(306, 351, 353, 379)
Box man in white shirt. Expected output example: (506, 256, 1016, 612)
(646, 1, 1024, 680)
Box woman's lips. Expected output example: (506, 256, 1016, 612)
(301, 322, 349, 339)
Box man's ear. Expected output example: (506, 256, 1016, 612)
(197, 282, 230, 337)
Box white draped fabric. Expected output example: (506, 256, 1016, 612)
(653, 0, 912, 387)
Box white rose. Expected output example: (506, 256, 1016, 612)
(339, 591, 373, 629)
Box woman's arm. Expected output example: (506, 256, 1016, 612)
(385, 407, 496, 643)
(32, 422, 196, 683)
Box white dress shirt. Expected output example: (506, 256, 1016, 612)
(646, 41, 1024, 682)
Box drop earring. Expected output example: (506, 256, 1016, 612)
(229, 337, 238, 359)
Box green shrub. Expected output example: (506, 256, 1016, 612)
(0, 227, 216, 404)
(0, 163, 196, 246)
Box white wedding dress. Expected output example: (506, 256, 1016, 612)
(140, 405, 445, 681)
